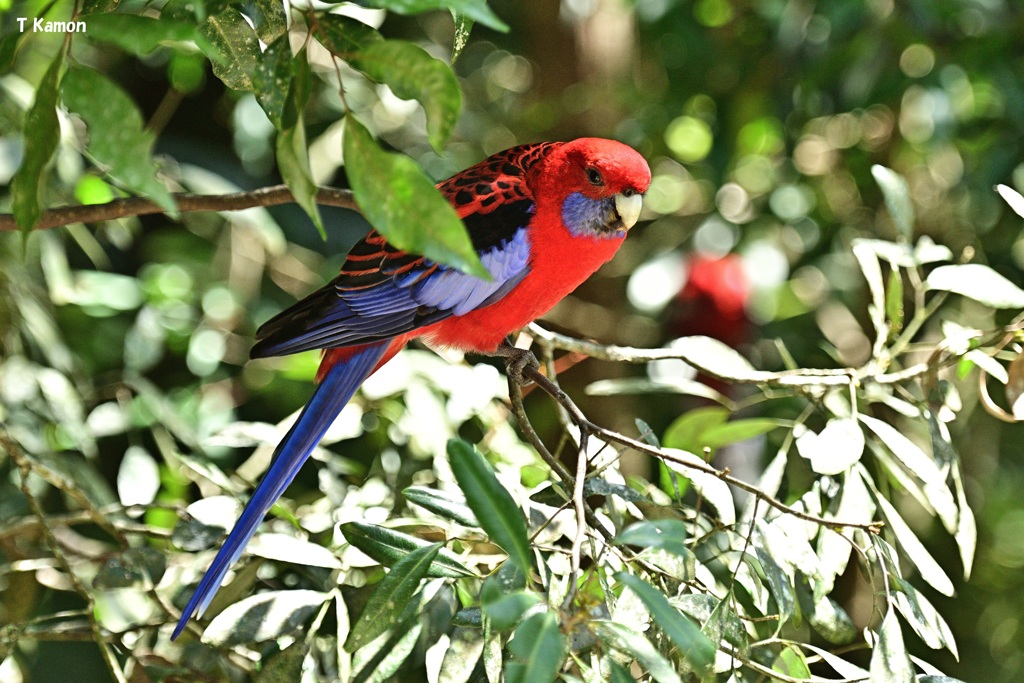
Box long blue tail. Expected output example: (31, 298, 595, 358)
(172, 341, 388, 639)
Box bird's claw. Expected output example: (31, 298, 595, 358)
(493, 343, 540, 386)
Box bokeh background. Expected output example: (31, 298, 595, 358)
(3, 0, 1024, 680)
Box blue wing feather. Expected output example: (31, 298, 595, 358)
(251, 223, 532, 358)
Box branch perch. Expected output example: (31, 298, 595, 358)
(0, 185, 358, 232)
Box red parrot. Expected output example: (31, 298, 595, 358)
(172, 138, 650, 639)
(673, 253, 751, 349)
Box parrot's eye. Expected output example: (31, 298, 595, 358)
(586, 167, 603, 186)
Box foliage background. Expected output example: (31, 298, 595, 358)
(2, 0, 1024, 681)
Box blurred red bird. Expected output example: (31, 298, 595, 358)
(173, 138, 651, 638)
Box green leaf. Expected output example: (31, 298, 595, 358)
(926, 263, 1024, 308)
(482, 590, 541, 630)
(82, 14, 196, 55)
(202, 590, 330, 645)
(351, 602, 423, 682)
(345, 542, 441, 651)
(701, 417, 784, 449)
(675, 594, 747, 647)
(314, 14, 383, 56)
(665, 411, 778, 466)
(872, 489, 955, 596)
(594, 621, 682, 683)
(447, 439, 532, 575)
(199, 8, 260, 91)
(886, 267, 904, 334)
(800, 643, 870, 680)
(587, 377, 730, 404)
(852, 240, 887, 354)
(256, 645, 305, 683)
(0, 31, 23, 75)
(253, 33, 293, 130)
(798, 581, 857, 644)
(276, 54, 324, 236)
(340, 521, 475, 578)
(359, 0, 508, 32)
(773, 645, 812, 680)
(892, 576, 957, 657)
(860, 415, 957, 530)
(616, 573, 715, 672)
(439, 627, 486, 682)
(951, 462, 976, 581)
(612, 519, 689, 557)
(506, 611, 567, 683)
(11, 53, 62, 232)
(871, 165, 915, 238)
(251, 0, 288, 43)
(451, 12, 473, 63)
(754, 541, 795, 620)
(639, 547, 697, 582)
(609, 661, 639, 683)
(62, 67, 176, 215)
(663, 449, 736, 526)
(870, 607, 914, 683)
(343, 116, 487, 277)
(662, 406, 728, 452)
(350, 39, 462, 152)
(402, 485, 479, 527)
(93, 547, 166, 589)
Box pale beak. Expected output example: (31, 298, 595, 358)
(615, 192, 643, 230)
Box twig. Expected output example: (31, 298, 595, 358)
(561, 430, 591, 612)
(4, 434, 129, 683)
(507, 376, 613, 541)
(525, 322, 1006, 388)
(518, 365, 883, 535)
(527, 324, 856, 386)
(0, 185, 358, 232)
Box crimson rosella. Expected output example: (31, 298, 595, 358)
(172, 138, 651, 639)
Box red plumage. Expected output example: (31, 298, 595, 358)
(319, 138, 651, 376)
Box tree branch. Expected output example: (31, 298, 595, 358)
(516, 364, 883, 534)
(0, 185, 358, 232)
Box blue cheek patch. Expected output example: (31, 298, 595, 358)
(561, 192, 622, 238)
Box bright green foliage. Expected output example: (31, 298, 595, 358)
(344, 543, 441, 651)
(61, 67, 176, 215)
(344, 116, 487, 277)
(447, 438, 532, 576)
(10, 53, 62, 232)
(340, 521, 475, 578)
(198, 8, 260, 92)
(80, 13, 197, 55)
(350, 39, 462, 153)
(4, 1, 1024, 681)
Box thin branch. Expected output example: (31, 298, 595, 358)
(0, 185, 358, 232)
(527, 324, 857, 386)
(4, 434, 129, 683)
(507, 375, 613, 541)
(517, 365, 883, 534)
(561, 429, 590, 612)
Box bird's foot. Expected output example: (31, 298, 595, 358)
(491, 342, 540, 386)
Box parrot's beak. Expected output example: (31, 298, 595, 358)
(615, 192, 643, 230)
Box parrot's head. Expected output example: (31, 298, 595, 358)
(543, 138, 651, 238)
